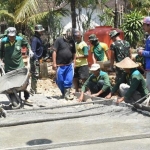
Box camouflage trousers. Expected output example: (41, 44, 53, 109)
(30, 58, 40, 93)
(115, 67, 124, 82)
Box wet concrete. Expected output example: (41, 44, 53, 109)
(0, 94, 150, 149)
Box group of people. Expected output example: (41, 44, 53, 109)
(0, 24, 45, 117)
(0, 16, 150, 118)
(52, 16, 150, 107)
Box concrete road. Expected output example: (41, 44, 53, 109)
(0, 94, 150, 150)
(0, 106, 150, 149)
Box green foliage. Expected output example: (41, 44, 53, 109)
(121, 10, 144, 48)
(97, 7, 114, 26)
(128, 0, 150, 16)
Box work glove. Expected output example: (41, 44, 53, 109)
(29, 49, 34, 58)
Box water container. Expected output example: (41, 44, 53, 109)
(84, 26, 124, 66)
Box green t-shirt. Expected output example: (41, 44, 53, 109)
(91, 42, 108, 61)
(81, 70, 112, 92)
(0, 36, 30, 72)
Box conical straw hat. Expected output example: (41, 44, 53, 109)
(115, 57, 139, 69)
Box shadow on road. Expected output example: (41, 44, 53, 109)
(26, 138, 52, 146)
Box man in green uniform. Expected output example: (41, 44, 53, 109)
(88, 34, 109, 63)
(0, 27, 32, 105)
(105, 57, 149, 104)
(109, 30, 131, 81)
(78, 63, 112, 102)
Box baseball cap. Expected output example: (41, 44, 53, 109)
(90, 63, 100, 71)
(143, 17, 150, 24)
(7, 27, 16, 36)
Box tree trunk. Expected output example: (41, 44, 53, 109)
(70, 0, 76, 28)
(114, 0, 118, 28)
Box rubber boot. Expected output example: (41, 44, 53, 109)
(0, 104, 6, 118)
(64, 88, 74, 100)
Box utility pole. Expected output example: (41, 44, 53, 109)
(114, 0, 118, 28)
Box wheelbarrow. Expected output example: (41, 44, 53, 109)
(0, 67, 30, 109)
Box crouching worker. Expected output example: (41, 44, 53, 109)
(78, 63, 112, 102)
(105, 57, 149, 104)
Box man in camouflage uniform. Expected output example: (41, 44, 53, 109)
(109, 30, 132, 81)
(30, 24, 45, 94)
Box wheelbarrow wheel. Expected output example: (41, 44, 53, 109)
(9, 93, 21, 109)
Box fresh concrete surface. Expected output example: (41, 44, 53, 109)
(0, 111, 150, 149)
(0, 93, 150, 150)
(53, 138, 150, 150)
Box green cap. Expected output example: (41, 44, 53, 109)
(89, 34, 98, 41)
(109, 30, 120, 38)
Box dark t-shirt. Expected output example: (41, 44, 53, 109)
(53, 37, 76, 65)
(110, 40, 130, 62)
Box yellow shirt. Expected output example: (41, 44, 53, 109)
(75, 41, 88, 67)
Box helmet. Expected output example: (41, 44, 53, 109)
(89, 34, 98, 41)
(35, 24, 45, 32)
(143, 16, 150, 24)
(7, 27, 16, 36)
(109, 30, 120, 38)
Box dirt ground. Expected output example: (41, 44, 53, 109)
(35, 61, 116, 98)
(36, 61, 62, 97)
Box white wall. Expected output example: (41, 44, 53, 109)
(60, 5, 102, 32)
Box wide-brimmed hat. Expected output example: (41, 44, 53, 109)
(90, 63, 100, 71)
(109, 30, 120, 38)
(115, 57, 139, 69)
(7, 27, 16, 36)
(35, 24, 45, 32)
(89, 34, 98, 41)
(143, 16, 150, 24)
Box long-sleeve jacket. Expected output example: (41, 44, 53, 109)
(31, 33, 43, 60)
(111, 69, 149, 99)
(81, 70, 111, 92)
(142, 35, 150, 70)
